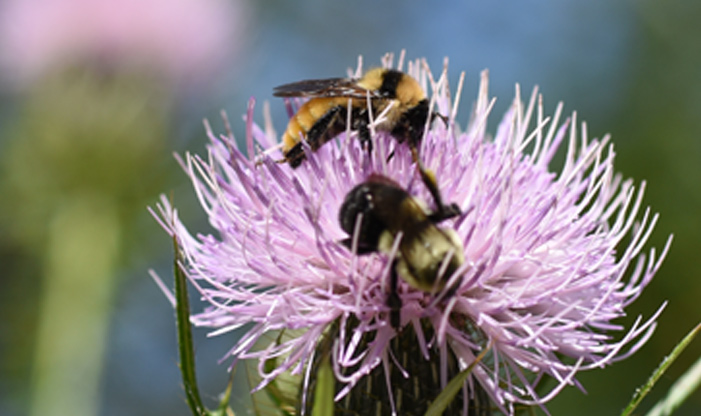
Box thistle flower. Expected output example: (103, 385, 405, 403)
(153, 54, 672, 415)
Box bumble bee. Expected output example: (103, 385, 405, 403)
(274, 67, 436, 166)
(338, 174, 463, 328)
(275, 67, 453, 217)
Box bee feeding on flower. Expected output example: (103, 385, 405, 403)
(153, 52, 672, 415)
(338, 173, 463, 329)
(273, 66, 438, 167)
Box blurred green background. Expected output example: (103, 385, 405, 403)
(0, 0, 699, 415)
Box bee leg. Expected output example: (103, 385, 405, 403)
(356, 119, 373, 154)
(387, 259, 402, 329)
(410, 146, 459, 220)
(431, 111, 448, 127)
(427, 204, 461, 223)
(282, 143, 306, 168)
(385, 149, 396, 163)
(306, 106, 345, 151)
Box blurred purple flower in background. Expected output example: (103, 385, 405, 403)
(154, 55, 672, 414)
(0, 1, 249, 415)
(0, 0, 247, 87)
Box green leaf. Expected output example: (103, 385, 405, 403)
(311, 352, 335, 416)
(211, 371, 236, 416)
(424, 344, 491, 416)
(249, 330, 299, 416)
(645, 326, 701, 416)
(621, 323, 701, 416)
(171, 232, 240, 416)
(172, 234, 206, 415)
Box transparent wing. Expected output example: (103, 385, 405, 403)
(273, 77, 379, 99)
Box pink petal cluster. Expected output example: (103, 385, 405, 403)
(153, 55, 671, 414)
(0, 0, 247, 85)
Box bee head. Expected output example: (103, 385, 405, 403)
(338, 182, 385, 253)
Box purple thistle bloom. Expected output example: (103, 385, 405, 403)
(153, 54, 672, 415)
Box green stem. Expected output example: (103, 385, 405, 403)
(29, 195, 121, 416)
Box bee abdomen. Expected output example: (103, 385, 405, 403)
(283, 98, 352, 166)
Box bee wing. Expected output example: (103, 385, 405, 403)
(273, 77, 380, 99)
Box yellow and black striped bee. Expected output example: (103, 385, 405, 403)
(274, 68, 435, 166)
(274, 67, 452, 216)
(338, 174, 463, 328)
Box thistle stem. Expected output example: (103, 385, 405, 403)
(29, 195, 121, 416)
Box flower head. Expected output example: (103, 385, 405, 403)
(153, 54, 672, 414)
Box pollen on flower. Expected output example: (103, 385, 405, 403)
(152, 52, 672, 415)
